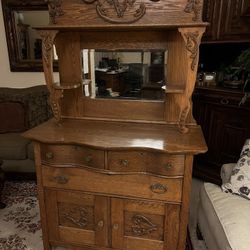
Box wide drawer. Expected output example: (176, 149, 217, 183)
(42, 166, 182, 203)
(108, 151, 184, 176)
(40, 144, 105, 169)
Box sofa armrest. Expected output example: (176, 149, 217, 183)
(220, 163, 236, 184)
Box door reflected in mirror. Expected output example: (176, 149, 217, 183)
(14, 11, 49, 61)
(82, 50, 167, 100)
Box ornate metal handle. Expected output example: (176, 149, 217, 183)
(165, 163, 173, 170)
(150, 183, 167, 194)
(113, 223, 119, 230)
(85, 156, 92, 164)
(120, 159, 129, 167)
(220, 98, 229, 105)
(45, 152, 54, 160)
(53, 175, 69, 184)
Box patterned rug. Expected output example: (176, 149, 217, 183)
(0, 181, 203, 250)
(0, 181, 42, 250)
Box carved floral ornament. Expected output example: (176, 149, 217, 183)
(184, 0, 201, 21)
(45, 0, 202, 24)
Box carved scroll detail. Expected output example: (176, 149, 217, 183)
(39, 30, 63, 123)
(131, 215, 157, 236)
(184, 31, 199, 71)
(184, 0, 201, 21)
(63, 207, 88, 228)
(178, 28, 204, 134)
(40, 31, 56, 66)
(81, 0, 147, 24)
(46, 0, 64, 24)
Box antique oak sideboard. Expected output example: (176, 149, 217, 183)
(23, 0, 208, 249)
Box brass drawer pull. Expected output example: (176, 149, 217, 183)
(120, 159, 129, 167)
(45, 152, 54, 160)
(220, 98, 229, 105)
(165, 163, 173, 170)
(97, 220, 104, 228)
(113, 223, 119, 230)
(150, 183, 167, 194)
(53, 175, 69, 184)
(85, 156, 92, 164)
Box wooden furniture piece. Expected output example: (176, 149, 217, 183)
(192, 85, 250, 184)
(23, 1, 208, 249)
(202, 0, 250, 42)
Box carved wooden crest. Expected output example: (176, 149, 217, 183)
(184, 0, 201, 21)
(82, 0, 149, 24)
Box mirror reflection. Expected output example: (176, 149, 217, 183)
(14, 11, 49, 60)
(82, 50, 167, 100)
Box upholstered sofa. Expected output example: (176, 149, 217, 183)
(198, 163, 250, 250)
(0, 85, 51, 175)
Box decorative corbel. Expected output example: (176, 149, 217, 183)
(39, 30, 63, 124)
(178, 27, 205, 133)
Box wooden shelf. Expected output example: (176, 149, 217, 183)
(164, 85, 185, 94)
(52, 82, 82, 90)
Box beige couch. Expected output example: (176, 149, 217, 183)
(0, 85, 51, 176)
(198, 163, 250, 250)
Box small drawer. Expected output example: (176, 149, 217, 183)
(42, 166, 182, 203)
(41, 144, 105, 169)
(108, 151, 184, 176)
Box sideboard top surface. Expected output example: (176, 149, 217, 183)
(23, 119, 207, 154)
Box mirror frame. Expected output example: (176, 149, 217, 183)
(2, 0, 48, 72)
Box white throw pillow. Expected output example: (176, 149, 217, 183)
(222, 139, 250, 200)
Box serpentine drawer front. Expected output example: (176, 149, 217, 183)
(108, 151, 185, 176)
(40, 144, 105, 169)
(42, 165, 183, 203)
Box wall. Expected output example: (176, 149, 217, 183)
(0, 3, 58, 88)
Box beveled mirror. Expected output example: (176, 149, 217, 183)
(2, 0, 51, 72)
(82, 49, 167, 100)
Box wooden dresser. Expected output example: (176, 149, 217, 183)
(23, 0, 208, 249)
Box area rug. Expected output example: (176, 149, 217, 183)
(0, 181, 205, 250)
(0, 181, 42, 250)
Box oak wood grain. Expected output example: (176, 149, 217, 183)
(23, 119, 207, 154)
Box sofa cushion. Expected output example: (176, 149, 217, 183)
(0, 133, 30, 160)
(200, 182, 250, 250)
(222, 139, 250, 200)
(27, 142, 34, 160)
(0, 102, 26, 133)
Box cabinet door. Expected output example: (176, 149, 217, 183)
(45, 189, 109, 247)
(220, 0, 250, 41)
(193, 90, 250, 183)
(202, 0, 222, 41)
(111, 198, 180, 250)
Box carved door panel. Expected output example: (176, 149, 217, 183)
(111, 198, 180, 250)
(220, 0, 250, 40)
(45, 189, 109, 247)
